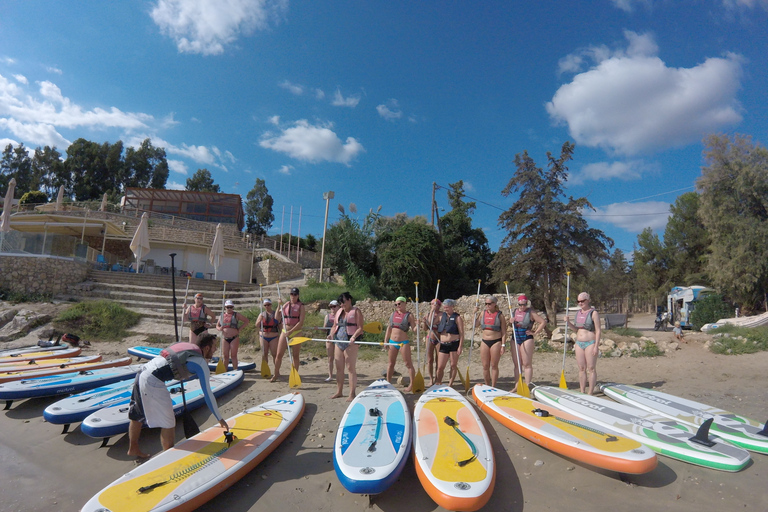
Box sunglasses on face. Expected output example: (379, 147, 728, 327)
(395, 302, 403, 306)
(226, 306, 234, 309)
(577, 299, 587, 303)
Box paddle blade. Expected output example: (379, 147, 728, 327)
(517, 376, 531, 398)
(412, 369, 425, 393)
(182, 410, 199, 438)
(559, 370, 568, 389)
(261, 359, 271, 379)
(289, 366, 301, 388)
(288, 336, 312, 346)
(363, 321, 383, 334)
(462, 367, 470, 392)
(215, 357, 226, 375)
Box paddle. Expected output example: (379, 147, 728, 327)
(170, 252, 199, 438)
(289, 337, 401, 347)
(413, 282, 425, 393)
(307, 322, 383, 334)
(559, 271, 571, 389)
(259, 284, 271, 379)
(425, 279, 440, 378)
(462, 280, 481, 393)
(215, 280, 228, 374)
(277, 282, 301, 388)
(504, 281, 530, 398)
(178, 276, 191, 342)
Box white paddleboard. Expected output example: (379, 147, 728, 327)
(43, 377, 143, 429)
(334, 380, 411, 494)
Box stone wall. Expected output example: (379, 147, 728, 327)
(0, 254, 89, 295)
(252, 259, 304, 285)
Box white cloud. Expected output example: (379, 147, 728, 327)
(268, 115, 280, 125)
(331, 88, 361, 108)
(167, 159, 188, 175)
(12, 74, 27, 85)
(724, 0, 768, 10)
(279, 80, 304, 95)
(610, 0, 652, 12)
(315, 89, 325, 99)
(260, 119, 364, 165)
(377, 99, 402, 121)
(1, 57, 16, 65)
(0, 137, 18, 148)
(277, 164, 293, 175)
(150, 0, 287, 56)
(174, 143, 218, 164)
(569, 160, 651, 184)
(588, 201, 670, 233)
(166, 180, 187, 190)
(547, 31, 743, 156)
(46, 66, 63, 75)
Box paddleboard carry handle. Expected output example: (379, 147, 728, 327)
(689, 417, 716, 447)
(532, 408, 550, 418)
(444, 416, 478, 467)
(368, 408, 382, 453)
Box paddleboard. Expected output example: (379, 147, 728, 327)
(334, 380, 411, 494)
(81, 392, 305, 512)
(472, 384, 657, 474)
(81, 370, 244, 439)
(0, 356, 132, 384)
(0, 354, 101, 371)
(532, 386, 751, 472)
(601, 383, 768, 454)
(0, 342, 69, 358)
(128, 347, 256, 372)
(43, 377, 144, 429)
(0, 346, 81, 364)
(413, 385, 495, 512)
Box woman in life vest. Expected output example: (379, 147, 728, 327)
(324, 300, 339, 382)
(474, 295, 507, 387)
(254, 298, 281, 376)
(509, 294, 546, 393)
(383, 296, 417, 392)
(272, 287, 306, 383)
(183, 293, 218, 344)
(330, 292, 364, 401)
(563, 292, 600, 395)
(216, 299, 250, 371)
(421, 299, 442, 386)
(435, 299, 464, 386)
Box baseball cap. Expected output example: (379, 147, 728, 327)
(290, 287, 300, 295)
(329, 300, 339, 306)
(517, 295, 528, 303)
(225, 299, 234, 307)
(263, 298, 272, 305)
(395, 296, 407, 304)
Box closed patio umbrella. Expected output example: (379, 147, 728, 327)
(0, 178, 16, 251)
(99, 193, 108, 212)
(129, 212, 150, 273)
(55, 185, 64, 211)
(209, 223, 225, 280)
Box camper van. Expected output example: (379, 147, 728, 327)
(667, 286, 714, 328)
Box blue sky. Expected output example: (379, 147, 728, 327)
(1, 1, 767, 256)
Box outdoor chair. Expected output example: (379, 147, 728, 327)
(96, 254, 108, 271)
(195, 272, 205, 279)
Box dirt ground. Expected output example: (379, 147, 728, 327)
(1, 312, 767, 512)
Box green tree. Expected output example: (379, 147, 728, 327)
(19, 190, 48, 207)
(632, 227, 671, 301)
(186, 168, 220, 193)
(439, 181, 493, 296)
(303, 233, 318, 251)
(123, 138, 169, 189)
(698, 134, 768, 311)
(324, 205, 381, 289)
(663, 192, 710, 286)
(31, 146, 66, 200)
(491, 142, 612, 323)
(377, 221, 444, 297)
(1, 143, 34, 197)
(244, 178, 274, 236)
(65, 139, 122, 200)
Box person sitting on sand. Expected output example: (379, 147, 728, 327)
(330, 292, 364, 401)
(384, 297, 417, 392)
(127, 334, 229, 459)
(673, 321, 685, 343)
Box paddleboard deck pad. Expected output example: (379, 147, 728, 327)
(0, 356, 133, 384)
(601, 383, 768, 454)
(413, 385, 495, 512)
(0, 354, 100, 371)
(128, 347, 256, 372)
(334, 380, 411, 494)
(472, 384, 657, 474)
(0, 342, 70, 358)
(0, 346, 81, 364)
(81, 392, 305, 512)
(532, 385, 751, 472)
(43, 376, 146, 428)
(81, 370, 244, 439)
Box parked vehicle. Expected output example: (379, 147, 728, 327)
(667, 286, 714, 329)
(654, 306, 670, 331)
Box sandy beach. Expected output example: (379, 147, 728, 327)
(1, 312, 767, 512)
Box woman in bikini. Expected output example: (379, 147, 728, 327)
(383, 296, 417, 392)
(184, 293, 217, 344)
(216, 299, 250, 371)
(421, 299, 442, 386)
(474, 295, 507, 387)
(563, 292, 601, 395)
(435, 299, 464, 386)
(254, 298, 280, 376)
(330, 292, 364, 401)
(509, 294, 546, 393)
(324, 300, 339, 382)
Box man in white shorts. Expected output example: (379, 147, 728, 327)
(127, 333, 229, 458)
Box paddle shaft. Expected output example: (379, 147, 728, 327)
(178, 276, 191, 342)
(504, 281, 528, 395)
(561, 272, 571, 370)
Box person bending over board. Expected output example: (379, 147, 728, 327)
(216, 299, 250, 371)
(384, 297, 417, 392)
(330, 292, 364, 401)
(271, 287, 306, 383)
(563, 292, 601, 395)
(183, 293, 218, 345)
(127, 334, 229, 459)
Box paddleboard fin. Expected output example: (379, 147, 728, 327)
(756, 422, 768, 438)
(688, 417, 716, 447)
(61, 424, 70, 435)
(100, 437, 109, 448)
(3, 400, 11, 410)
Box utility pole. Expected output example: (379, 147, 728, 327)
(319, 191, 334, 283)
(288, 206, 293, 259)
(296, 206, 302, 264)
(430, 182, 436, 226)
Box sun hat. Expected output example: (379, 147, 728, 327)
(329, 300, 339, 306)
(225, 299, 234, 307)
(263, 298, 272, 305)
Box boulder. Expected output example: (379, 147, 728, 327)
(0, 309, 52, 342)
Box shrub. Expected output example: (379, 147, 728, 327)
(54, 300, 141, 341)
(690, 294, 733, 331)
(709, 325, 768, 355)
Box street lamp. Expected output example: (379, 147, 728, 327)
(319, 191, 334, 283)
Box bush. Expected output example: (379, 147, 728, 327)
(54, 300, 141, 341)
(708, 325, 768, 355)
(19, 190, 48, 206)
(690, 294, 733, 331)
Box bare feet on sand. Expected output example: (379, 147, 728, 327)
(330, 392, 343, 399)
(269, 373, 280, 383)
(128, 449, 151, 460)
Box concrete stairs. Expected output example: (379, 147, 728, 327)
(65, 270, 304, 325)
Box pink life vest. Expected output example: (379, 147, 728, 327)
(282, 301, 303, 327)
